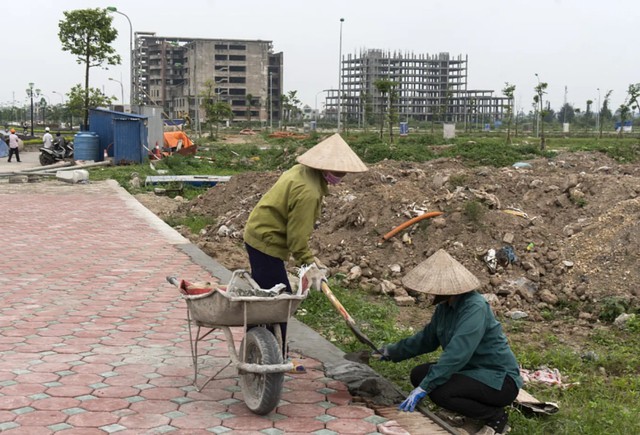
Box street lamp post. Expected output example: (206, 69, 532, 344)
(25, 82, 40, 137)
(52, 91, 64, 105)
(337, 17, 344, 132)
(109, 78, 125, 105)
(107, 7, 133, 106)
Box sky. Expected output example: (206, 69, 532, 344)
(4, 0, 639, 116)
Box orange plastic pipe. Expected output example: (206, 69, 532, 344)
(381, 211, 444, 242)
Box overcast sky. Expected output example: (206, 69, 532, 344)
(4, 0, 638, 116)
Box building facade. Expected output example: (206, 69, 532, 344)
(324, 49, 507, 127)
(133, 32, 283, 125)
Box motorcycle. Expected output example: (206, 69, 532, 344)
(39, 136, 74, 166)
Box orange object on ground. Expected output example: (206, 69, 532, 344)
(163, 131, 194, 149)
(268, 131, 308, 140)
(381, 211, 444, 242)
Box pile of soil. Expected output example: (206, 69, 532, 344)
(137, 150, 640, 328)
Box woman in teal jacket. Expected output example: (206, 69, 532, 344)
(379, 249, 523, 435)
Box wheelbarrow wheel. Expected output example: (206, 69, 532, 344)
(239, 327, 284, 415)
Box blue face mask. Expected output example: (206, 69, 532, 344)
(322, 171, 344, 185)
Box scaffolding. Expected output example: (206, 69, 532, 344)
(325, 49, 507, 127)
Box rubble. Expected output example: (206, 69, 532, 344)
(139, 150, 640, 322)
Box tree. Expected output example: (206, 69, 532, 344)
(557, 103, 575, 124)
(627, 83, 640, 117)
(599, 90, 613, 138)
(617, 103, 630, 137)
(533, 81, 548, 151)
(200, 80, 233, 138)
(281, 90, 301, 129)
(374, 79, 397, 140)
(58, 8, 121, 129)
(66, 84, 114, 123)
(502, 83, 516, 143)
(387, 88, 399, 143)
(581, 99, 594, 132)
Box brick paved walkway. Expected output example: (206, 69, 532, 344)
(0, 180, 406, 434)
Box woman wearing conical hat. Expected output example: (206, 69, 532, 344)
(376, 249, 523, 435)
(243, 134, 367, 365)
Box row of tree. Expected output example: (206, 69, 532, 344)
(502, 82, 640, 150)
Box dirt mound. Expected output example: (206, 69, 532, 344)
(158, 151, 640, 320)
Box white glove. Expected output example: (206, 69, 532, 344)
(297, 263, 327, 293)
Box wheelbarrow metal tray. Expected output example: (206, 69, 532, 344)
(183, 291, 306, 327)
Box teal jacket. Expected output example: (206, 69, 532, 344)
(386, 291, 523, 393)
(244, 164, 328, 266)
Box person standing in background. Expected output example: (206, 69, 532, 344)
(43, 127, 53, 149)
(7, 129, 21, 162)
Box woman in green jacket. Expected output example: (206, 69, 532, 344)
(243, 134, 367, 361)
(378, 249, 523, 435)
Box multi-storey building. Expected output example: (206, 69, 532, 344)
(133, 32, 283, 124)
(325, 49, 507, 127)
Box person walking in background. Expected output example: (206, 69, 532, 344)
(7, 129, 21, 162)
(22, 121, 28, 135)
(43, 127, 53, 149)
(376, 249, 523, 435)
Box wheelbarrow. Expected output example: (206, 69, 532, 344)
(167, 270, 309, 415)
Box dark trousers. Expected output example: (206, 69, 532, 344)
(7, 148, 20, 162)
(245, 243, 292, 358)
(410, 363, 518, 422)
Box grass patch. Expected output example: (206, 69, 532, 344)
(164, 214, 215, 234)
(463, 200, 486, 227)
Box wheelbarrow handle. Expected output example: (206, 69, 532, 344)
(166, 276, 180, 287)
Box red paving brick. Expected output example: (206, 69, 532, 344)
(274, 417, 326, 432)
(0, 181, 421, 434)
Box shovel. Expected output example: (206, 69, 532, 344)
(320, 280, 383, 359)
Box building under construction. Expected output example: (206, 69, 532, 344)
(133, 32, 283, 125)
(325, 49, 508, 127)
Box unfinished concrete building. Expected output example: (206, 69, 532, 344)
(133, 32, 283, 125)
(324, 49, 507, 127)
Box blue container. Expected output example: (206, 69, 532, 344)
(74, 131, 100, 161)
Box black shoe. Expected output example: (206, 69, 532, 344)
(484, 409, 509, 434)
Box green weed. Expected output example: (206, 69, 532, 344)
(463, 200, 486, 226)
(164, 214, 215, 234)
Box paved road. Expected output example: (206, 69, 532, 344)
(0, 176, 422, 434)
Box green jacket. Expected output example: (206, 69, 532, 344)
(244, 164, 328, 266)
(387, 291, 523, 393)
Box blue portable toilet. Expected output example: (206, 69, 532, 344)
(113, 117, 147, 165)
(89, 108, 148, 164)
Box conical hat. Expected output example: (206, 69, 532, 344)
(402, 249, 481, 295)
(296, 133, 368, 173)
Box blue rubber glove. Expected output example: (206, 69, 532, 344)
(398, 387, 427, 412)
